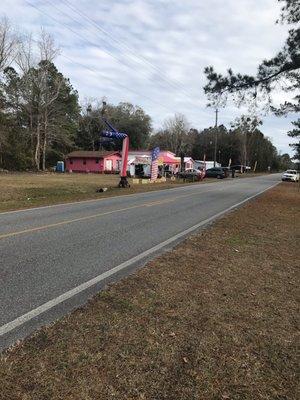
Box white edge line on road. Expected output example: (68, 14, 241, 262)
(0, 181, 279, 337)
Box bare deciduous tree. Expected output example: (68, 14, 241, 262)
(38, 29, 59, 63)
(37, 30, 62, 170)
(0, 17, 18, 73)
(15, 33, 36, 74)
(15, 30, 62, 170)
(162, 113, 190, 155)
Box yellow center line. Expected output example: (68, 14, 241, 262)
(0, 192, 202, 240)
(144, 198, 176, 206)
(0, 204, 145, 240)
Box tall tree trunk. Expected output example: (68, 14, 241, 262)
(34, 117, 40, 171)
(42, 135, 47, 171)
(243, 132, 247, 167)
(42, 111, 48, 171)
(29, 109, 35, 167)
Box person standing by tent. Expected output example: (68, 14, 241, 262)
(199, 167, 205, 181)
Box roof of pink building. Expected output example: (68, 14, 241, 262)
(66, 151, 121, 159)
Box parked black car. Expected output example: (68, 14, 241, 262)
(205, 167, 225, 179)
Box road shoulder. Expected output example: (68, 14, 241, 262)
(0, 182, 298, 399)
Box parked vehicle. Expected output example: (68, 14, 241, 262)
(177, 168, 201, 179)
(281, 170, 299, 182)
(205, 167, 225, 179)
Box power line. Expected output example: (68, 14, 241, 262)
(59, 0, 196, 97)
(29, 31, 177, 113)
(27, 0, 139, 74)
(48, 0, 201, 104)
(24, 0, 179, 111)
(25, 0, 201, 108)
(60, 53, 176, 113)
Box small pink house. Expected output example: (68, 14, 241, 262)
(65, 151, 122, 173)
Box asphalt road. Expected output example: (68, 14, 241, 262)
(0, 174, 280, 350)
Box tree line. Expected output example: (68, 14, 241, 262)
(0, 15, 296, 172)
(203, 0, 299, 161)
(149, 114, 293, 171)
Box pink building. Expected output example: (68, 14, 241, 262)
(65, 151, 122, 173)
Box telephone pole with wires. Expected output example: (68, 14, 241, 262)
(213, 108, 218, 167)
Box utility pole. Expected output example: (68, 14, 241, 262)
(213, 108, 218, 167)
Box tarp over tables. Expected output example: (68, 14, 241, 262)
(161, 155, 179, 164)
(128, 155, 151, 165)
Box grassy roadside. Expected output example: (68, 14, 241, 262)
(0, 171, 269, 212)
(1, 183, 298, 399)
(0, 172, 204, 212)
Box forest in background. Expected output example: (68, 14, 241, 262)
(0, 15, 297, 172)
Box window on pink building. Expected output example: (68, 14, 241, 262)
(105, 160, 112, 171)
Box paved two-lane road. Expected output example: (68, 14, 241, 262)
(0, 174, 280, 350)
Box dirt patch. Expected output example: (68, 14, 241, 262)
(0, 183, 299, 399)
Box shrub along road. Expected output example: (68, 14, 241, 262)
(0, 181, 298, 399)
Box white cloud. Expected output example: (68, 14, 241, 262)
(1, 0, 296, 156)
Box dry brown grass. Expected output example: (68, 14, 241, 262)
(0, 172, 202, 212)
(0, 183, 299, 399)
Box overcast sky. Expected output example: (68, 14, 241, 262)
(1, 0, 297, 155)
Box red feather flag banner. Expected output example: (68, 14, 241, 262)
(150, 147, 160, 181)
(120, 136, 129, 178)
